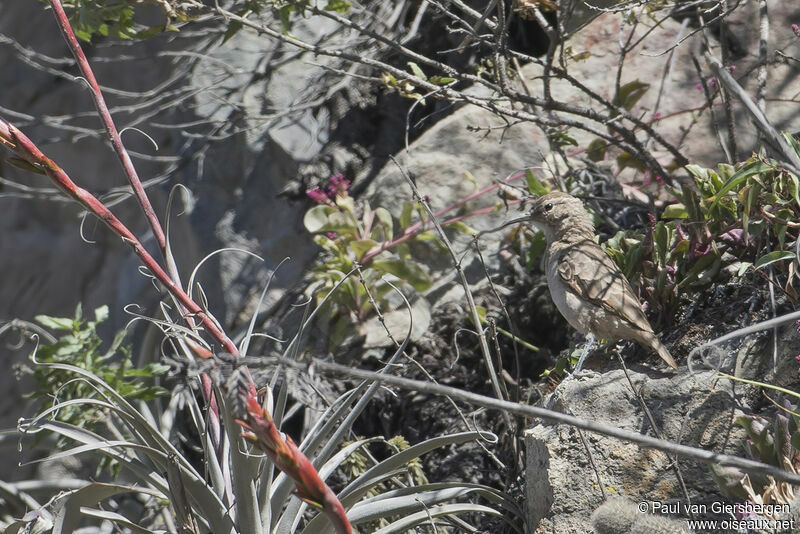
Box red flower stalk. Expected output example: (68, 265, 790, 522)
(236, 391, 352, 534)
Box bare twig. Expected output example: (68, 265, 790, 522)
(260, 355, 800, 487)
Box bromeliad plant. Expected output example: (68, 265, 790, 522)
(7, 312, 517, 533)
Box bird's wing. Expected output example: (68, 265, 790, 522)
(556, 239, 653, 334)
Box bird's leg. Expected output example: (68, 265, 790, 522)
(544, 334, 599, 409)
(573, 333, 596, 374)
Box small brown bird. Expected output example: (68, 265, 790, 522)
(523, 192, 678, 370)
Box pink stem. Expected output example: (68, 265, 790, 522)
(48, 0, 168, 259)
(360, 199, 523, 264)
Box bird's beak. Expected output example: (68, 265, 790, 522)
(479, 213, 532, 236)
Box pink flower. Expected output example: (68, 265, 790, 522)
(306, 186, 332, 205)
(326, 232, 337, 240)
(792, 24, 800, 37)
(652, 111, 663, 120)
(694, 78, 718, 90)
(327, 173, 350, 198)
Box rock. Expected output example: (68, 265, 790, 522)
(591, 497, 691, 533)
(524, 369, 744, 532)
(364, 94, 549, 307)
(520, 3, 800, 177)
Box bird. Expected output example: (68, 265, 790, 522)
(522, 191, 678, 370)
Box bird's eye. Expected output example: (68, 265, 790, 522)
(544, 203, 553, 212)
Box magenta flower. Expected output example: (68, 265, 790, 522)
(327, 173, 350, 198)
(792, 24, 799, 37)
(306, 186, 332, 205)
(695, 77, 718, 90)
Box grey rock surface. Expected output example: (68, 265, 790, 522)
(522, 3, 800, 177)
(525, 369, 744, 533)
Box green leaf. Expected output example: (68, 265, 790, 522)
(622, 243, 646, 279)
(672, 239, 690, 256)
(221, 20, 243, 43)
(351, 239, 378, 261)
(94, 305, 109, 323)
(754, 250, 796, 270)
(304, 205, 335, 233)
(36, 315, 75, 331)
(407, 62, 427, 81)
(616, 151, 647, 172)
(653, 222, 668, 267)
(685, 164, 711, 183)
(429, 76, 456, 85)
(371, 258, 431, 291)
(525, 170, 549, 197)
(613, 80, 650, 111)
(373, 207, 394, 236)
(734, 261, 753, 277)
(710, 159, 773, 206)
(324, 0, 351, 12)
(304, 207, 355, 235)
(787, 172, 800, 211)
(336, 194, 356, 213)
(784, 132, 800, 158)
(661, 203, 688, 219)
(6, 157, 46, 175)
(449, 221, 477, 236)
(586, 139, 608, 162)
(680, 186, 704, 222)
(400, 203, 414, 229)
(678, 251, 720, 288)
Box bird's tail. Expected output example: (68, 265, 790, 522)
(653, 338, 678, 370)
